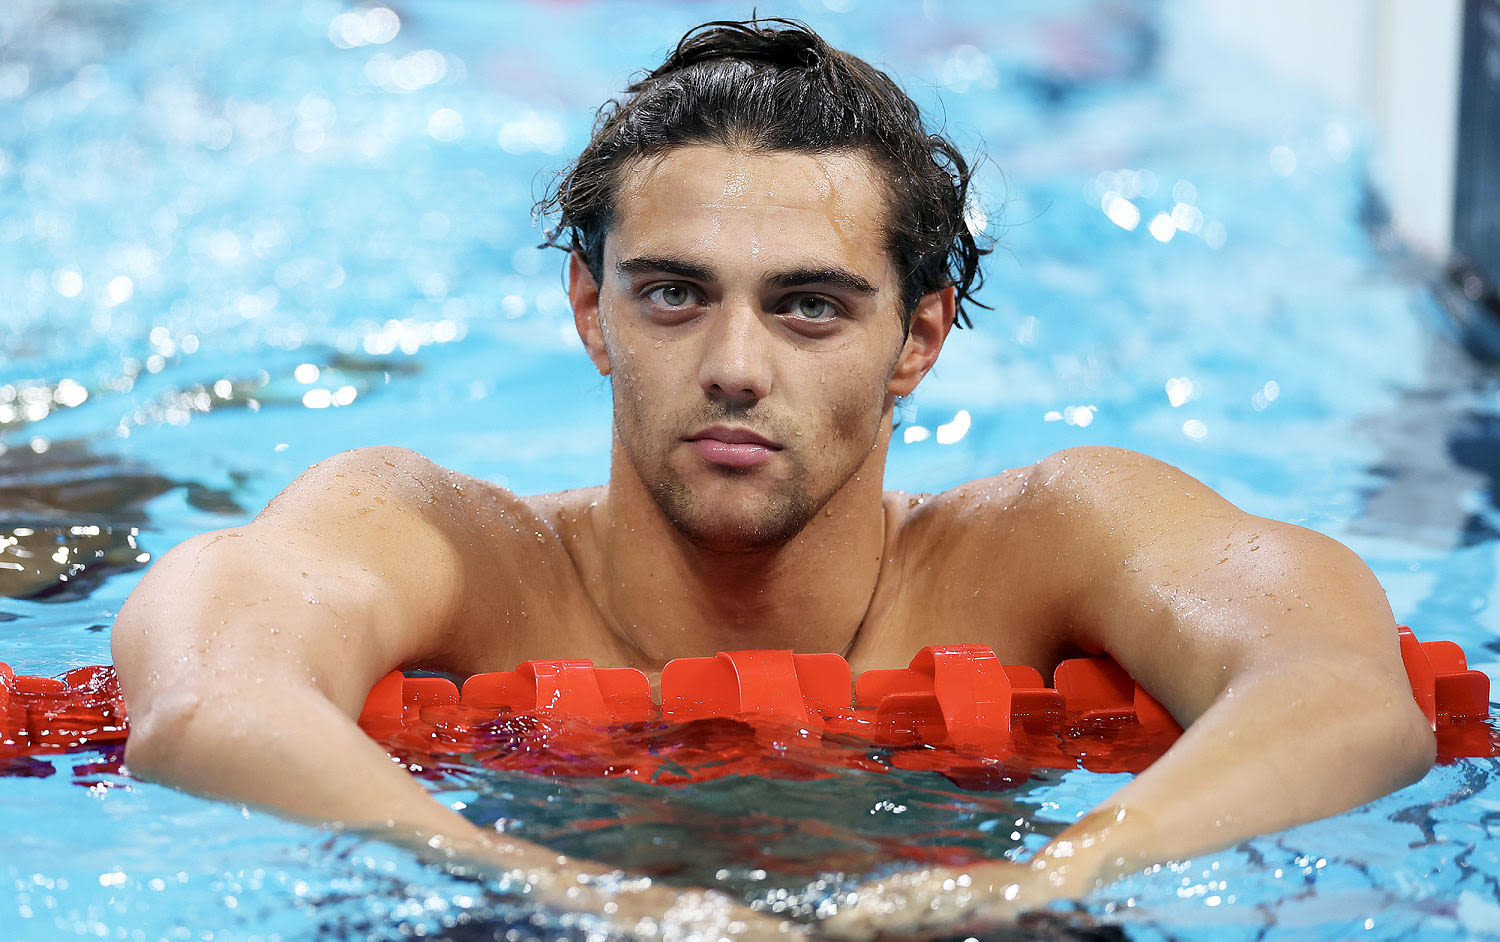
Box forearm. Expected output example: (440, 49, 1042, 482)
(124, 682, 802, 939)
(124, 680, 572, 880)
(1034, 661, 1435, 890)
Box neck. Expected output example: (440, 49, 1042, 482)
(590, 436, 893, 668)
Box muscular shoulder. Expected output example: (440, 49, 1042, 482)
(892, 447, 1209, 550)
(883, 446, 1253, 623)
(260, 448, 599, 667)
(1020, 446, 1237, 522)
(262, 446, 534, 534)
(262, 446, 445, 517)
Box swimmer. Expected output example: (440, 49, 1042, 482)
(110, 18, 1434, 941)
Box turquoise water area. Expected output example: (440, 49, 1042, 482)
(3, 0, 1499, 939)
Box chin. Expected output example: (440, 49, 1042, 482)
(651, 481, 819, 553)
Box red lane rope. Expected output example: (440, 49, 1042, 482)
(2, 627, 1494, 789)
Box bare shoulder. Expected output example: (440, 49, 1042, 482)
(256, 445, 570, 557)
(899, 445, 1351, 570)
(1019, 445, 1237, 523)
(260, 445, 505, 525)
(888, 446, 1215, 550)
(1016, 446, 1358, 563)
(521, 484, 608, 530)
(875, 445, 1379, 669)
(253, 447, 600, 668)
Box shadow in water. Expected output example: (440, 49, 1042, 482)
(0, 439, 244, 601)
(1354, 208, 1500, 550)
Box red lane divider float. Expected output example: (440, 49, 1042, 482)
(3, 626, 1496, 789)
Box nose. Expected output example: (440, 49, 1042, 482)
(698, 304, 773, 407)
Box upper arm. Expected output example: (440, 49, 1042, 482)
(1017, 447, 1409, 724)
(112, 446, 471, 718)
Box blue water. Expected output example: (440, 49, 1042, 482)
(3, 0, 1499, 939)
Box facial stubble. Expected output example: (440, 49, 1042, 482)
(617, 391, 890, 554)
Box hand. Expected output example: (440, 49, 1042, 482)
(607, 882, 810, 942)
(423, 830, 808, 941)
(819, 808, 1149, 940)
(818, 855, 1101, 941)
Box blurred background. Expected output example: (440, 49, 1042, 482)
(4, 2, 1500, 939)
(4, 0, 1498, 666)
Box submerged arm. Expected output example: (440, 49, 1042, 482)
(825, 447, 1433, 937)
(112, 447, 794, 940)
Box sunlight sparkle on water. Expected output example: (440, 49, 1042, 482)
(1170, 202, 1204, 234)
(365, 50, 449, 94)
(51, 266, 83, 298)
(428, 108, 464, 143)
(328, 6, 399, 49)
(498, 110, 567, 154)
(1044, 405, 1096, 427)
(1165, 377, 1196, 408)
(105, 275, 134, 305)
(1148, 212, 1176, 242)
(1251, 380, 1280, 411)
(1101, 193, 1140, 231)
(935, 410, 971, 444)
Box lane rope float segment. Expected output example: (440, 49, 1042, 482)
(1, 627, 1495, 788)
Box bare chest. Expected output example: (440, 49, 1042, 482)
(844, 559, 1069, 677)
(450, 486, 1071, 678)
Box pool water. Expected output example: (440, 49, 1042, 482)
(3, 0, 1499, 939)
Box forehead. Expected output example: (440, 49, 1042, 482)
(608, 146, 894, 281)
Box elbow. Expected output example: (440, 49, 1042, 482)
(1345, 686, 1436, 799)
(1389, 698, 1437, 789)
(121, 689, 207, 785)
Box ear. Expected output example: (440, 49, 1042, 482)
(887, 285, 956, 397)
(568, 252, 611, 376)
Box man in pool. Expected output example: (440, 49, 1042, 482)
(111, 17, 1435, 941)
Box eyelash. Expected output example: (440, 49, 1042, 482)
(783, 295, 838, 321)
(645, 284, 701, 309)
(638, 284, 844, 328)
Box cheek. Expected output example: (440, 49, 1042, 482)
(607, 349, 681, 437)
(824, 366, 892, 441)
(604, 354, 644, 419)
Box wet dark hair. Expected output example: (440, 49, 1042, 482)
(536, 17, 989, 329)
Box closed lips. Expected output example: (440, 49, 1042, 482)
(686, 427, 781, 448)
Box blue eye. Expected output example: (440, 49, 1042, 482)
(648, 285, 696, 307)
(790, 296, 836, 320)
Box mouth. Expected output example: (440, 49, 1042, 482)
(684, 426, 782, 468)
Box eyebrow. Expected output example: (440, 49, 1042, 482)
(615, 256, 878, 296)
(767, 267, 877, 296)
(615, 256, 715, 282)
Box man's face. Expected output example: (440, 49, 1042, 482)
(574, 145, 938, 552)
